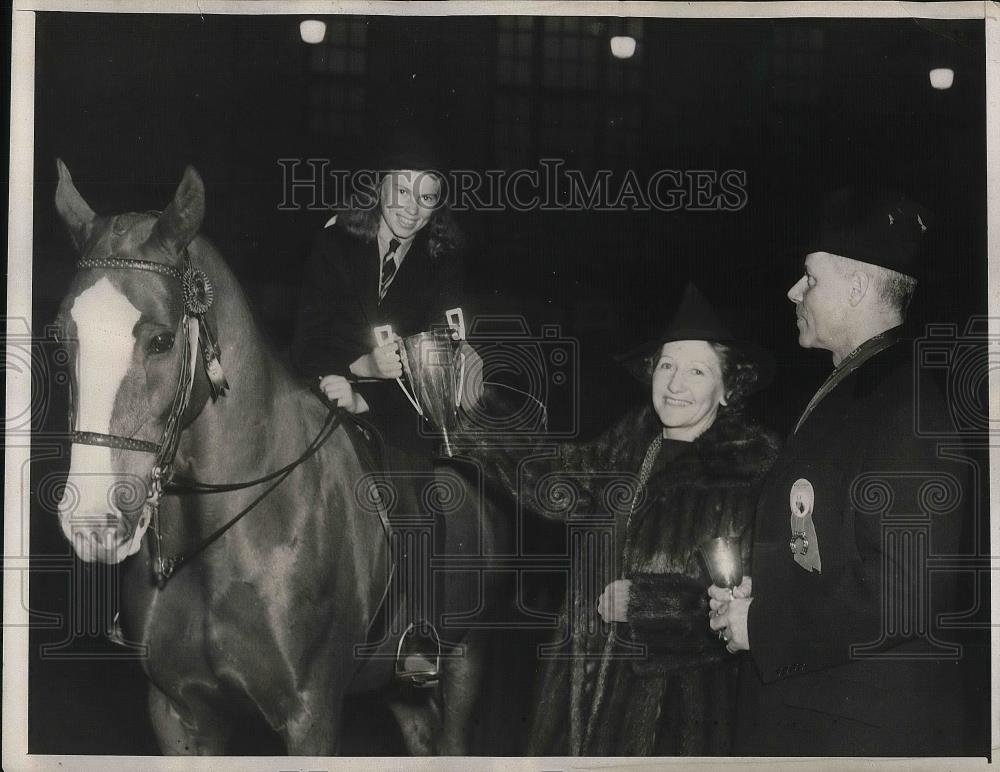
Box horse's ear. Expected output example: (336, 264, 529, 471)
(152, 166, 205, 258)
(54, 159, 96, 252)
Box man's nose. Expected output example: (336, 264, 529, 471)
(404, 196, 419, 215)
(787, 277, 805, 303)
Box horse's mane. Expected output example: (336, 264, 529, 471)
(187, 233, 309, 404)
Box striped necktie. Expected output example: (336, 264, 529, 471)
(378, 238, 401, 302)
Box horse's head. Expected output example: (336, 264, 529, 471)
(53, 160, 206, 563)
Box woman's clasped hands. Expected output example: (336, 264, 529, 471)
(708, 576, 752, 654)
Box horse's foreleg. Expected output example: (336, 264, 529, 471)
(148, 682, 232, 755)
(437, 630, 487, 755)
(387, 691, 440, 755)
(282, 701, 341, 756)
(282, 662, 353, 757)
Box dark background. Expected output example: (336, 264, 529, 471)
(27, 11, 989, 756)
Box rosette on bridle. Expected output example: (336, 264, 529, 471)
(182, 265, 229, 398)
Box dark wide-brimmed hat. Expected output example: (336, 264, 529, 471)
(615, 283, 774, 394)
(801, 185, 931, 280)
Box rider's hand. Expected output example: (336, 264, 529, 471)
(318, 374, 368, 414)
(350, 338, 403, 380)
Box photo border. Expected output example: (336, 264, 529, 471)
(5, 2, 997, 770)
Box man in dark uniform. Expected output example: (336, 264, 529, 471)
(709, 187, 974, 755)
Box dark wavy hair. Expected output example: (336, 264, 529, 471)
(710, 342, 761, 411)
(335, 170, 464, 260)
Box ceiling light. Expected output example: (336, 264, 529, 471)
(300, 20, 326, 45)
(610, 36, 636, 60)
(929, 68, 954, 90)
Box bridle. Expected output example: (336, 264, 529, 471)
(68, 258, 203, 458)
(65, 217, 394, 655)
(69, 232, 357, 589)
(69, 231, 232, 586)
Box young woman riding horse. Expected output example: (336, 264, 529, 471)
(51, 160, 501, 755)
(291, 143, 470, 685)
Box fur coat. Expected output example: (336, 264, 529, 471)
(479, 404, 779, 756)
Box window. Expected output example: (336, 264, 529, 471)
(542, 17, 600, 89)
(770, 25, 824, 108)
(492, 16, 647, 171)
(765, 25, 824, 148)
(497, 16, 534, 86)
(305, 17, 368, 139)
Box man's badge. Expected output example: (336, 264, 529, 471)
(789, 478, 821, 573)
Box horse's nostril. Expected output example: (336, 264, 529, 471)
(115, 515, 136, 540)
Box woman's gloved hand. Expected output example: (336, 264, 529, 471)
(597, 579, 631, 623)
(318, 374, 369, 414)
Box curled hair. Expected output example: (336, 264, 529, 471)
(334, 170, 464, 260)
(709, 343, 761, 410)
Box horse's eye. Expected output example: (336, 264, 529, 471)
(148, 332, 175, 355)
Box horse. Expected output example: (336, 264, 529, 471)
(50, 160, 512, 755)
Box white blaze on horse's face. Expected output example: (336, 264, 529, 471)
(58, 277, 150, 564)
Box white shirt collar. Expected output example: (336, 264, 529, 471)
(376, 217, 413, 268)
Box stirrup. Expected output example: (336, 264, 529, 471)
(394, 621, 441, 689)
(107, 611, 126, 647)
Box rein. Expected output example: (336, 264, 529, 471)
(70, 241, 343, 588)
(156, 405, 346, 584)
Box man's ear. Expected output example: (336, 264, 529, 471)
(848, 270, 871, 307)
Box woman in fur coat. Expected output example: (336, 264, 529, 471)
(476, 284, 780, 755)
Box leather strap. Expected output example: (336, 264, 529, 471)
(78, 256, 185, 281)
(70, 431, 160, 454)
